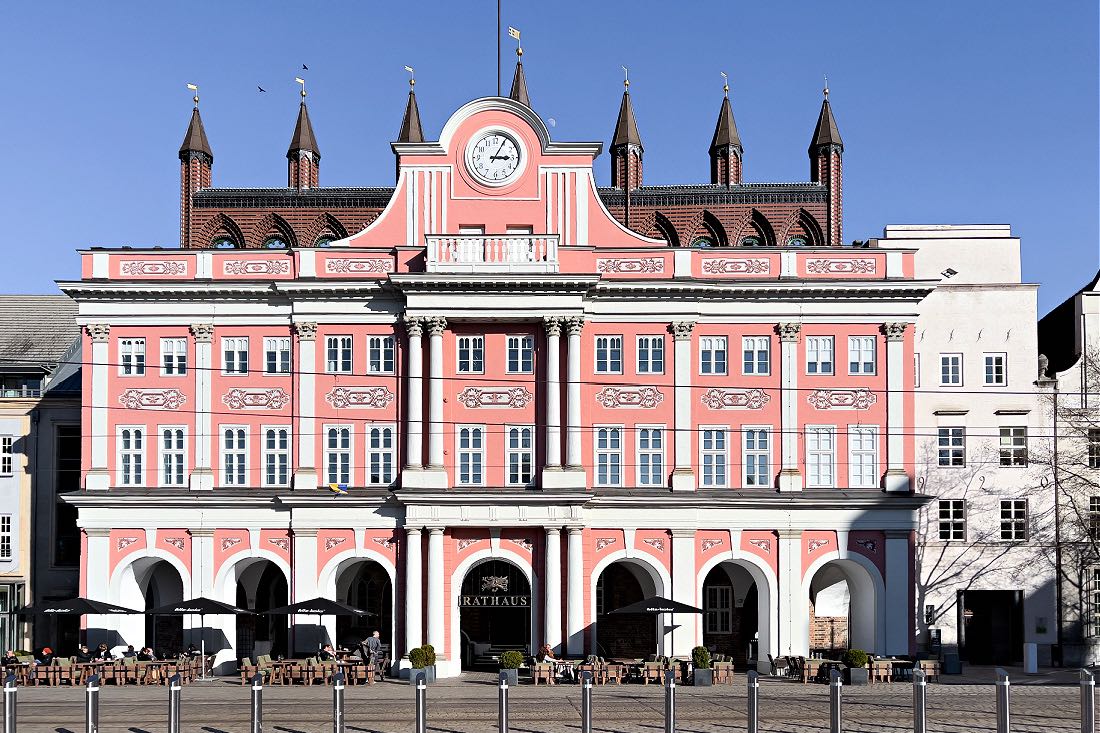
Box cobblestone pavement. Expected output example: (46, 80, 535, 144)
(3, 672, 1087, 733)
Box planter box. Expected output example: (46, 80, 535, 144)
(845, 667, 869, 686)
(411, 665, 436, 684)
(499, 668, 520, 686)
(692, 668, 713, 686)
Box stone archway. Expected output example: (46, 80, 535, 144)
(458, 559, 532, 669)
(593, 560, 661, 659)
(804, 558, 882, 655)
(335, 559, 392, 650)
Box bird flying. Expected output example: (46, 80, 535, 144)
(302, 64, 309, 71)
(257, 86, 266, 92)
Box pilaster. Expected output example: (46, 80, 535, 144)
(669, 528, 698, 654)
(670, 322, 695, 491)
(86, 325, 111, 490)
(544, 527, 562, 652)
(777, 323, 803, 492)
(777, 529, 805, 656)
(292, 322, 318, 491)
(565, 526, 584, 655)
(883, 323, 910, 493)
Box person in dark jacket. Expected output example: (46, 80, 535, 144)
(74, 645, 93, 663)
(35, 647, 54, 666)
(318, 644, 337, 662)
(137, 647, 156, 661)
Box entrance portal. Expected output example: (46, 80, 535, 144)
(702, 565, 758, 665)
(595, 562, 658, 659)
(459, 560, 531, 669)
(959, 589, 1023, 665)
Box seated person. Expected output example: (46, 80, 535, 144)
(137, 647, 156, 662)
(318, 644, 337, 662)
(2, 650, 19, 666)
(94, 643, 113, 661)
(36, 647, 54, 666)
(537, 643, 556, 662)
(74, 645, 93, 663)
(121, 645, 137, 658)
(186, 644, 199, 657)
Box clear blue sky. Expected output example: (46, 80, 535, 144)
(2, 1, 1096, 314)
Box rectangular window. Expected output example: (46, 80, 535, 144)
(457, 426, 484, 486)
(118, 427, 145, 486)
(937, 427, 965, 467)
(637, 336, 665, 374)
(806, 426, 836, 487)
(743, 428, 770, 488)
(0, 516, 10, 560)
(806, 336, 834, 375)
(742, 337, 770, 375)
(848, 336, 876, 375)
(1000, 499, 1028, 541)
(848, 426, 878, 488)
(701, 428, 728, 487)
(367, 426, 395, 485)
(326, 336, 353, 374)
(999, 426, 1027, 466)
(637, 427, 665, 486)
(222, 337, 249, 375)
(1089, 429, 1100, 469)
(368, 336, 395, 374)
(1090, 497, 1100, 540)
(160, 338, 187, 376)
(938, 499, 966, 541)
(940, 353, 962, 385)
(595, 336, 623, 374)
(222, 426, 248, 486)
(0, 437, 11, 476)
(262, 427, 290, 487)
(704, 585, 732, 634)
(983, 353, 1007, 386)
(700, 337, 728, 375)
(595, 427, 623, 486)
(506, 426, 535, 486)
(120, 338, 146, 376)
(507, 336, 534, 374)
(325, 426, 352, 486)
(1087, 567, 1100, 638)
(159, 427, 185, 487)
(457, 336, 485, 373)
(264, 337, 291, 375)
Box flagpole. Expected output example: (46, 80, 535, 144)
(496, 0, 502, 96)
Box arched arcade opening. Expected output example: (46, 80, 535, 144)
(458, 559, 532, 669)
(594, 561, 660, 659)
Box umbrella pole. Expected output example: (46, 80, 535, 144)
(200, 613, 206, 680)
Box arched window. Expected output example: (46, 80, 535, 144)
(264, 237, 288, 249)
(692, 237, 716, 248)
(316, 236, 335, 248)
(740, 236, 762, 247)
(212, 237, 237, 249)
(787, 236, 808, 247)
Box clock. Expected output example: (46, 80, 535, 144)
(466, 130, 522, 185)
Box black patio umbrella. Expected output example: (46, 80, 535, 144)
(146, 597, 252, 678)
(20, 597, 140, 616)
(609, 595, 704, 659)
(262, 597, 366, 651)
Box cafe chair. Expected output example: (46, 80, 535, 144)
(531, 662, 555, 685)
(918, 659, 941, 683)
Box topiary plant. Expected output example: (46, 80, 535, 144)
(841, 648, 869, 669)
(499, 650, 525, 669)
(691, 646, 712, 669)
(422, 644, 437, 667)
(408, 646, 429, 669)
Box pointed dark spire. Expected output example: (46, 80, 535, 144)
(611, 82, 643, 149)
(287, 99, 320, 159)
(179, 106, 213, 162)
(809, 84, 843, 153)
(709, 89, 742, 154)
(397, 81, 424, 143)
(508, 47, 531, 107)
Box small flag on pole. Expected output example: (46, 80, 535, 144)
(404, 65, 414, 74)
(507, 26, 520, 40)
(329, 483, 349, 496)
(186, 83, 198, 92)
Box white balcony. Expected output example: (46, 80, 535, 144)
(425, 234, 559, 274)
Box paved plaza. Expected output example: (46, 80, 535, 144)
(2, 668, 1090, 733)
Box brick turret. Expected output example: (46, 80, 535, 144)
(709, 81, 743, 186)
(809, 83, 843, 245)
(287, 94, 320, 191)
(610, 81, 643, 191)
(179, 98, 212, 248)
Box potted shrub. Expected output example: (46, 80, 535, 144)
(691, 646, 713, 686)
(499, 650, 525, 686)
(422, 644, 437, 683)
(840, 649, 869, 686)
(409, 646, 432, 684)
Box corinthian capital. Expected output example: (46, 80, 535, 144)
(425, 316, 448, 337)
(543, 316, 563, 338)
(85, 324, 111, 343)
(564, 316, 585, 337)
(882, 322, 908, 342)
(293, 322, 318, 341)
(776, 322, 801, 343)
(188, 323, 213, 343)
(669, 321, 695, 341)
(403, 314, 424, 338)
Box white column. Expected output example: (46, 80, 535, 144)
(426, 317, 447, 469)
(777, 529, 806, 656)
(564, 317, 584, 468)
(291, 322, 318, 490)
(189, 324, 215, 490)
(83, 528, 112, 645)
(544, 527, 562, 652)
(85, 325, 111, 490)
(404, 527, 423, 656)
(778, 323, 803, 492)
(566, 527, 584, 655)
(670, 322, 695, 492)
(404, 316, 424, 469)
(883, 323, 910, 492)
(669, 529, 697, 655)
(544, 317, 563, 470)
(290, 528, 320, 651)
(884, 531, 911, 655)
(426, 527, 445, 654)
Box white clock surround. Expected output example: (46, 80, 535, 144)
(464, 126, 527, 187)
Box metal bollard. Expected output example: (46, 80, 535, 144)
(414, 672, 427, 733)
(1082, 669, 1095, 733)
(664, 669, 676, 733)
(580, 671, 593, 733)
(913, 669, 927, 733)
(250, 673, 263, 733)
(4, 674, 16, 733)
(829, 668, 842, 733)
(332, 671, 345, 733)
(996, 668, 1010, 733)
(747, 670, 759, 733)
(498, 671, 510, 733)
(85, 674, 100, 733)
(167, 673, 182, 733)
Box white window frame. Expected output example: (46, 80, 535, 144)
(1000, 499, 1028, 541)
(848, 336, 876, 375)
(1090, 429, 1100, 470)
(595, 425, 624, 487)
(595, 336, 624, 374)
(119, 338, 146, 376)
(0, 437, 12, 476)
(222, 337, 249, 375)
(983, 352, 1007, 386)
(939, 353, 963, 386)
(324, 424, 353, 486)
(325, 335, 354, 374)
(158, 425, 187, 488)
(262, 425, 291, 487)
(506, 336, 535, 374)
(636, 425, 665, 487)
(457, 336, 485, 374)
(704, 585, 733, 634)
(700, 426, 729, 488)
(368, 335, 396, 374)
(116, 425, 146, 487)
(914, 353, 921, 388)
(999, 426, 1028, 466)
(938, 499, 966, 541)
(806, 336, 834, 375)
(367, 424, 396, 486)
(637, 336, 665, 374)
(263, 337, 291, 375)
(221, 425, 249, 487)
(159, 337, 187, 376)
(805, 425, 837, 488)
(847, 425, 879, 488)
(506, 425, 535, 487)
(0, 516, 10, 560)
(742, 336, 770, 376)
(457, 425, 485, 486)
(700, 337, 728, 376)
(742, 426, 771, 488)
(937, 427, 966, 467)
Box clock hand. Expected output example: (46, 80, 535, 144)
(492, 139, 507, 159)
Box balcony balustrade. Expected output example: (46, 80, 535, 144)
(425, 234, 559, 274)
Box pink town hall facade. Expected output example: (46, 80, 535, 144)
(64, 82, 930, 675)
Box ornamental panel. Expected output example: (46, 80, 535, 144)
(324, 386, 395, 409)
(805, 389, 877, 410)
(456, 386, 534, 409)
(324, 258, 395, 274)
(701, 258, 770, 275)
(118, 389, 187, 411)
(699, 388, 771, 410)
(222, 388, 291, 410)
(805, 258, 877, 275)
(223, 259, 291, 276)
(594, 386, 665, 409)
(596, 258, 665, 274)
(119, 261, 188, 277)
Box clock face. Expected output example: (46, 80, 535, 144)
(467, 131, 521, 185)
